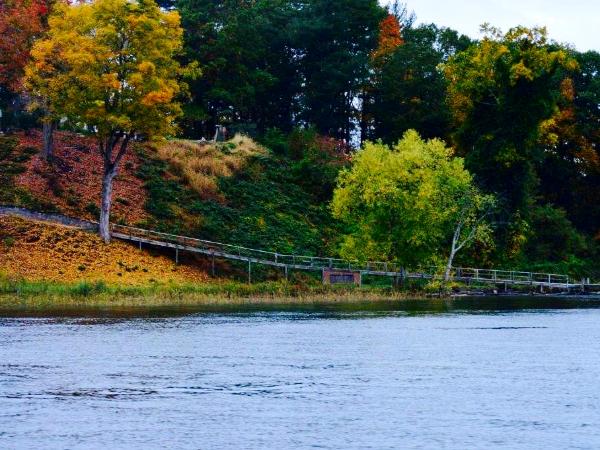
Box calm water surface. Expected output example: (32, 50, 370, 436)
(1, 299, 600, 449)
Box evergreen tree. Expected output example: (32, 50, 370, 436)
(297, 0, 385, 142)
(368, 24, 471, 144)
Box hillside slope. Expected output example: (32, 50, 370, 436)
(0, 216, 208, 284)
(1, 131, 147, 223)
(1, 130, 345, 258)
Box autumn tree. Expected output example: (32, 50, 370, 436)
(444, 26, 577, 259)
(331, 130, 494, 269)
(0, 0, 50, 133)
(0, 0, 48, 91)
(537, 51, 600, 238)
(25, 0, 184, 242)
(371, 14, 403, 64)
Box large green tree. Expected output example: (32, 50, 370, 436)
(331, 130, 494, 269)
(177, 0, 299, 137)
(298, 0, 385, 142)
(368, 24, 471, 144)
(26, 0, 184, 242)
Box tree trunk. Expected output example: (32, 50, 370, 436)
(42, 120, 55, 161)
(98, 134, 131, 243)
(444, 251, 456, 282)
(99, 165, 116, 243)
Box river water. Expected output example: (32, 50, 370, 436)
(1, 298, 600, 449)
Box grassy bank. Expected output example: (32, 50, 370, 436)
(0, 277, 426, 311)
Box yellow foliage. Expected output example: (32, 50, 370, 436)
(0, 216, 208, 285)
(24, 0, 184, 139)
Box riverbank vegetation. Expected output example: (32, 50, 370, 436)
(0, 0, 599, 287)
(0, 276, 426, 311)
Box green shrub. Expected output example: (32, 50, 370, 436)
(85, 202, 100, 217)
(3, 237, 15, 248)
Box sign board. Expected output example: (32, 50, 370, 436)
(322, 269, 361, 286)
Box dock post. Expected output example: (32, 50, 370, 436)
(211, 253, 216, 277)
(175, 247, 179, 264)
(248, 259, 252, 284)
(139, 240, 142, 250)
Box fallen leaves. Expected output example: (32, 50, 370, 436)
(0, 216, 208, 285)
(15, 130, 148, 224)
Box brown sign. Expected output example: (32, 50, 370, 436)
(322, 269, 361, 286)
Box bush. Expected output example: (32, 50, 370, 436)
(3, 237, 15, 248)
(261, 128, 288, 155)
(85, 202, 100, 217)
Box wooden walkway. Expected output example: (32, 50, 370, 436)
(110, 223, 595, 291)
(1, 206, 596, 291)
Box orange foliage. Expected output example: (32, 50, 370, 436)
(371, 15, 403, 64)
(0, 216, 208, 284)
(15, 130, 148, 224)
(0, 0, 49, 91)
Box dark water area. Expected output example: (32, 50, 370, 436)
(2, 298, 600, 449)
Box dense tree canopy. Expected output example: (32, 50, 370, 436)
(25, 0, 184, 241)
(444, 26, 580, 261)
(0, 0, 596, 276)
(332, 130, 493, 268)
(367, 24, 472, 144)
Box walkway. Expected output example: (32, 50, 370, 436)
(1, 206, 596, 291)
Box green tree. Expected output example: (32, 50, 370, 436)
(177, 0, 299, 137)
(25, 0, 184, 242)
(368, 24, 472, 144)
(331, 130, 494, 269)
(298, 0, 386, 142)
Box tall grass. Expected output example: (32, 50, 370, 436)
(157, 135, 268, 201)
(0, 273, 417, 309)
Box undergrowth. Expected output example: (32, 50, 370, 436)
(136, 135, 344, 256)
(0, 136, 56, 211)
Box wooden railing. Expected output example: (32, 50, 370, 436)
(110, 223, 576, 288)
(1, 206, 591, 289)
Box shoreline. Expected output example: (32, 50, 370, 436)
(1, 289, 599, 317)
(1, 275, 598, 317)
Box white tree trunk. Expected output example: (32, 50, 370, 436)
(444, 249, 456, 282)
(99, 166, 116, 243)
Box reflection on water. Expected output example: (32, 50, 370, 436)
(1, 299, 600, 449)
